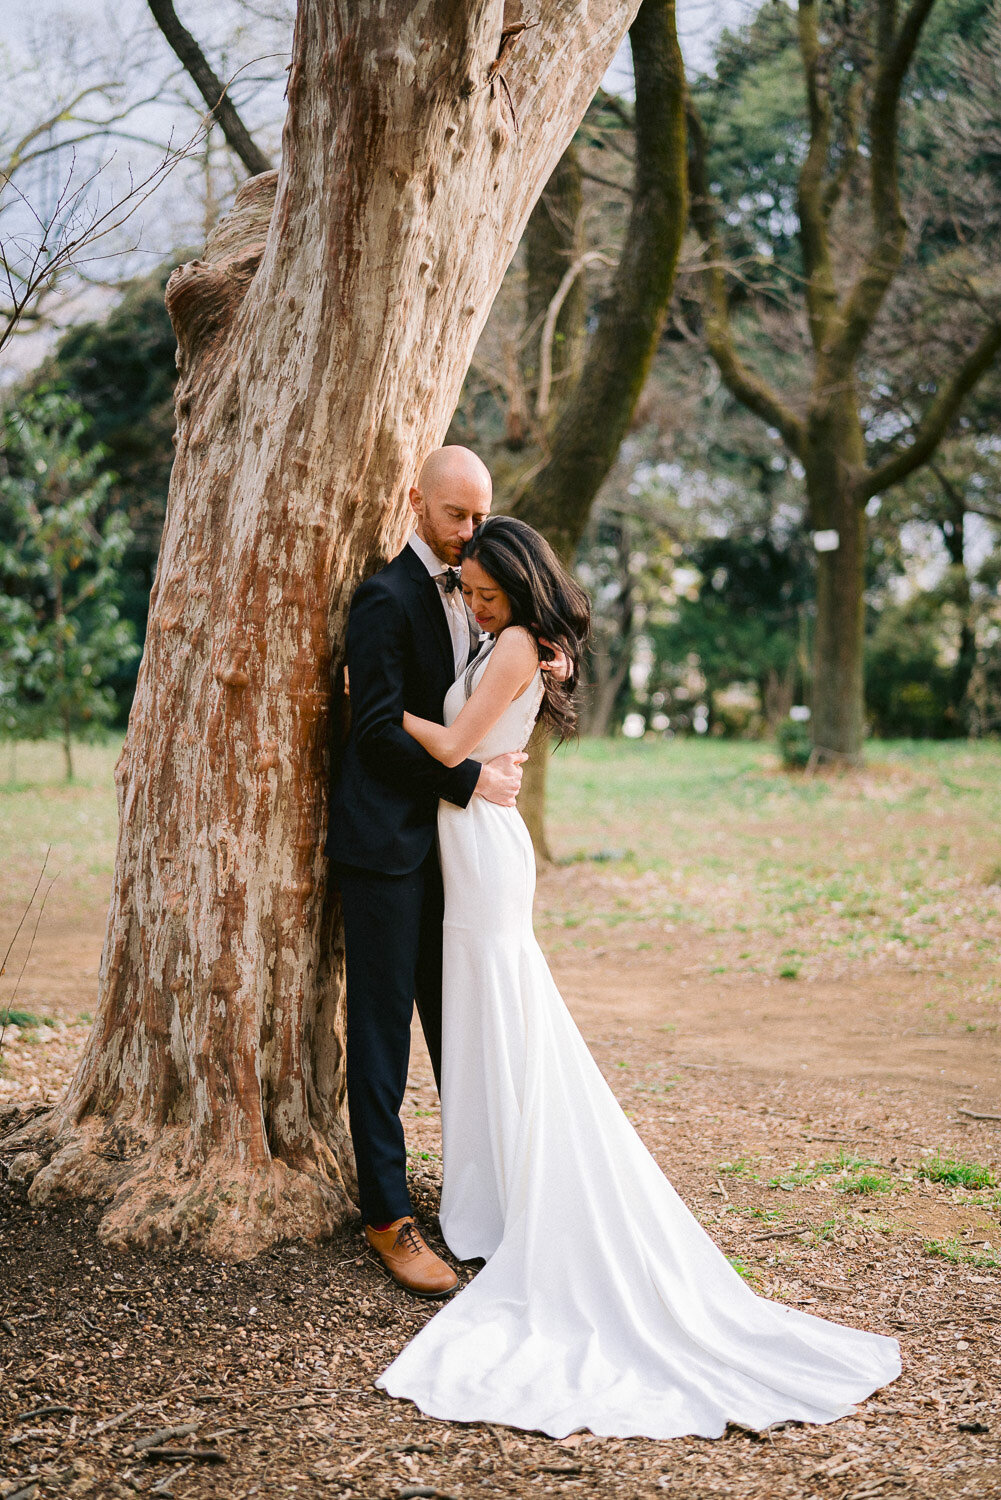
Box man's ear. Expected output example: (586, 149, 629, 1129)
(408, 486, 422, 516)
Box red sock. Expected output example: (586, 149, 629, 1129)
(370, 1221, 394, 1232)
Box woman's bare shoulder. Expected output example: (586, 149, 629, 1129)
(493, 625, 539, 668)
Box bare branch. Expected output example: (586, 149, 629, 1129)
(2, 85, 121, 177)
(863, 321, 1001, 498)
(820, 77, 862, 220)
(536, 250, 615, 418)
(147, 0, 273, 176)
(830, 0, 939, 371)
(686, 96, 807, 460)
(579, 167, 631, 193)
(0, 120, 207, 355)
(0, 851, 53, 1060)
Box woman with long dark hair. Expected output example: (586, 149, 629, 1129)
(403, 514, 590, 759)
(380, 514, 899, 1440)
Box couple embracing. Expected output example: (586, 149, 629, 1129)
(327, 446, 900, 1440)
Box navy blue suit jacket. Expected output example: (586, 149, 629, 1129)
(326, 544, 481, 874)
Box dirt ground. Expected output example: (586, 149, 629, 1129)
(1, 741, 1000, 1498)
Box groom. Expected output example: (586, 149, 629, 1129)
(327, 446, 526, 1298)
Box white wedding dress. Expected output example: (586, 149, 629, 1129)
(377, 646, 900, 1439)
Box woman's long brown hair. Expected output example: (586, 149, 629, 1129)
(461, 516, 591, 742)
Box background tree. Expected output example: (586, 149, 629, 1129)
(25, 267, 184, 716)
(448, 0, 688, 853)
(649, 533, 812, 733)
(0, 394, 138, 779)
(870, 378, 1001, 735)
(0, 0, 292, 352)
(146, 0, 274, 176)
(4, 0, 646, 1260)
(686, 0, 1001, 763)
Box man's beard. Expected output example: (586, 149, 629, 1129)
(427, 529, 461, 565)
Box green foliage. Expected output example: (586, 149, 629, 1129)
(865, 599, 957, 739)
(726, 1256, 762, 1287)
(650, 534, 811, 722)
(0, 392, 139, 777)
(768, 1152, 888, 1191)
(837, 1169, 894, 1196)
(775, 717, 812, 769)
(25, 265, 179, 715)
(922, 1237, 1000, 1268)
(916, 1154, 995, 1189)
(0, 1007, 53, 1029)
(692, 0, 805, 290)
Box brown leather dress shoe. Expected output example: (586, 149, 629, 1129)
(364, 1217, 458, 1299)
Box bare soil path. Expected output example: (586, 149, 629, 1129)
(1, 739, 999, 1498)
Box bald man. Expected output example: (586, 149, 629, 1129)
(327, 447, 525, 1297)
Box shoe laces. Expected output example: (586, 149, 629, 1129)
(394, 1219, 424, 1257)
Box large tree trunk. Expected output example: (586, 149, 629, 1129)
(513, 0, 688, 851)
(806, 389, 867, 763)
(5, 1, 642, 1259)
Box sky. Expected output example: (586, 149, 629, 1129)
(0, 0, 758, 377)
(1, 0, 758, 90)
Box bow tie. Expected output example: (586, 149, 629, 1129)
(435, 568, 461, 595)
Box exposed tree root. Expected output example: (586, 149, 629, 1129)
(6, 1109, 357, 1260)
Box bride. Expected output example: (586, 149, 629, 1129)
(383, 513, 899, 1441)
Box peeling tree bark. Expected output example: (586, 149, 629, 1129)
(5, 0, 642, 1259)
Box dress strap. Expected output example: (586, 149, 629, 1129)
(462, 638, 495, 700)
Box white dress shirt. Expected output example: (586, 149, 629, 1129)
(407, 532, 478, 677)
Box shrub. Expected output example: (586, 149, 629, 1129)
(776, 716, 812, 769)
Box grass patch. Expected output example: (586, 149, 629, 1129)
(545, 740, 1001, 980)
(725, 1205, 785, 1223)
(922, 1238, 1000, 1269)
(964, 1188, 1001, 1211)
(805, 1216, 842, 1243)
(726, 1256, 762, 1288)
(837, 1169, 894, 1196)
(768, 1151, 888, 1192)
(717, 1157, 761, 1179)
(0, 1007, 54, 1030)
(916, 1154, 995, 1190)
(769, 1162, 822, 1190)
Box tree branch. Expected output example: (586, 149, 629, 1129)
(820, 78, 862, 220)
(536, 250, 615, 419)
(147, 0, 273, 176)
(795, 0, 838, 352)
(830, 0, 938, 370)
(509, 0, 688, 559)
(687, 96, 806, 460)
(579, 167, 631, 193)
(2, 85, 120, 177)
(863, 321, 1001, 498)
(1, 127, 205, 355)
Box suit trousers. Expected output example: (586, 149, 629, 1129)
(335, 845, 445, 1226)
